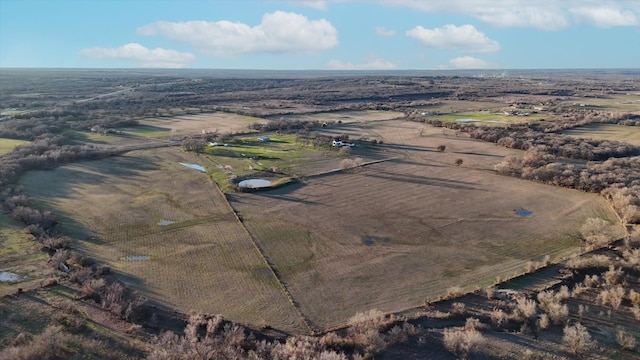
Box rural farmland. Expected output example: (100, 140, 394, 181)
(1, 68, 639, 359)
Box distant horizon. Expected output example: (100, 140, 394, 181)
(1, 1, 639, 70)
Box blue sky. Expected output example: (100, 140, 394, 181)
(1, 0, 639, 70)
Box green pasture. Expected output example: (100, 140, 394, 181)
(204, 133, 325, 188)
(563, 93, 640, 112)
(432, 111, 545, 125)
(0, 138, 29, 155)
(0, 213, 51, 296)
(123, 124, 172, 138)
(561, 123, 640, 146)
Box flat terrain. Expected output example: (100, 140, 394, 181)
(136, 113, 268, 137)
(0, 213, 52, 296)
(20, 148, 308, 333)
(561, 123, 640, 146)
(561, 92, 640, 112)
(231, 158, 621, 329)
(18, 116, 625, 331)
(0, 138, 29, 155)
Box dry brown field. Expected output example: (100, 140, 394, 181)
(277, 110, 405, 123)
(230, 157, 621, 329)
(20, 148, 307, 333)
(561, 123, 640, 146)
(137, 113, 268, 136)
(15, 117, 627, 333)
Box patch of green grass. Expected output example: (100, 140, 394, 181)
(0, 138, 29, 155)
(124, 124, 172, 137)
(433, 111, 545, 125)
(204, 133, 322, 190)
(561, 123, 640, 146)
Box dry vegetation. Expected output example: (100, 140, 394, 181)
(1, 68, 639, 359)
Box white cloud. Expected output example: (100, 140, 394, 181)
(79, 43, 195, 68)
(447, 56, 499, 69)
(379, 0, 640, 30)
(137, 11, 338, 56)
(295, 0, 328, 10)
(375, 26, 396, 37)
(570, 7, 638, 27)
(327, 56, 398, 70)
(406, 24, 500, 53)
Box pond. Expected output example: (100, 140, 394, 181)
(363, 235, 391, 246)
(0, 271, 24, 283)
(515, 209, 533, 216)
(121, 256, 150, 261)
(158, 220, 175, 226)
(238, 179, 272, 189)
(179, 162, 205, 172)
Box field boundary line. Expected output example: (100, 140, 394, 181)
(209, 179, 316, 334)
(304, 156, 400, 178)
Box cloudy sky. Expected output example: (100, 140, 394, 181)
(1, 0, 639, 70)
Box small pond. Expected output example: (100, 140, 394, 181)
(455, 118, 477, 123)
(158, 220, 175, 226)
(179, 162, 205, 172)
(121, 256, 150, 261)
(363, 235, 391, 246)
(0, 271, 24, 283)
(238, 179, 272, 189)
(515, 209, 533, 216)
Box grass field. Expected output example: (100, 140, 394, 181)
(137, 113, 268, 136)
(0, 138, 29, 155)
(430, 111, 546, 125)
(561, 92, 640, 112)
(560, 123, 640, 146)
(20, 148, 308, 333)
(230, 158, 622, 329)
(15, 117, 627, 333)
(277, 110, 405, 123)
(0, 213, 52, 296)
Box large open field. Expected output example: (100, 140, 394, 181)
(20, 148, 308, 333)
(561, 92, 640, 112)
(230, 158, 621, 329)
(135, 113, 268, 137)
(18, 117, 625, 331)
(561, 123, 640, 146)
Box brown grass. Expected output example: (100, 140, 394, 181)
(19, 148, 307, 333)
(231, 151, 619, 328)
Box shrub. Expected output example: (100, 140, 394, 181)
(603, 265, 624, 286)
(583, 274, 600, 288)
(512, 297, 537, 322)
(443, 327, 486, 359)
(445, 286, 464, 299)
(451, 302, 466, 315)
(630, 290, 640, 307)
(567, 254, 612, 269)
(537, 314, 550, 330)
(454, 158, 464, 166)
(599, 286, 625, 309)
(490, 308, 508, 327)
(580, 218, 615, 248)
(616, 328, 637, 350)
(437, 145, 446, 152)
(563, 323, 595, 355)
